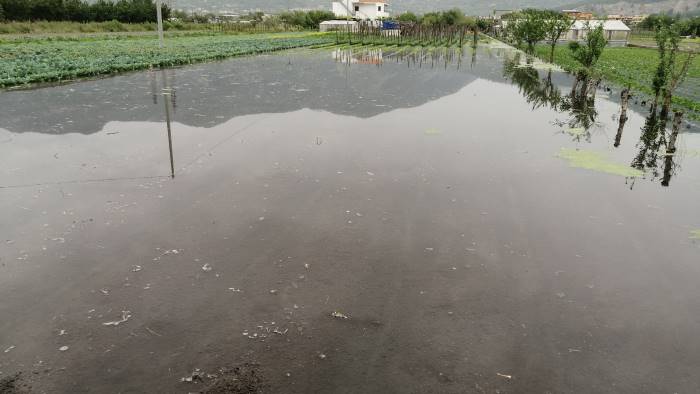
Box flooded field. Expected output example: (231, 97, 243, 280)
(1, 44, 700, 393)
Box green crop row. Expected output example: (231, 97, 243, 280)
(533, 44, 700, 116)
(0, 32, 335, 87)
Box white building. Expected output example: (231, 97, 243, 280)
(332, 1, 390, 20)
(319, 20, 359, 32)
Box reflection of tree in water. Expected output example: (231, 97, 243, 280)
(631, 108, 684, 187)
(503, 53, 597, 142)
(501, 50, 691, 189)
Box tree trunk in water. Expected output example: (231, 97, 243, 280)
(589, 79, 600, 100)
(666, 110, 683, 153)
(571, 75, 580, 97)
(579, 75, 589, 99)
(661, 111, 683, 186)
(614, 88, 630, 147)
(660, 90, 672, 121)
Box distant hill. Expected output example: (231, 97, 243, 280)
(165, 0, 700, 16)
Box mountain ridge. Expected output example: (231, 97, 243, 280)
(165, 0, 698, 17)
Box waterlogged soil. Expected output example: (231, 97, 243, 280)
(1, 45, 700, 393)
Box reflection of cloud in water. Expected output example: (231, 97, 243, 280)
(0, 48, 491, 135)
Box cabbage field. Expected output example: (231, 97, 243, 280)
(0, 32, 335, 87)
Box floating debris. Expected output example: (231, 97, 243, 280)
(145, 327, 162, 337)
(228, 288, 242, 293)
(102, 310, 132, 327)
(59, 346, 69, 352)
(131, 265, 143, 272)
(181, 369, 204, 383)
(318, 353, 327, 359)
(366, 171, 375, 176)
(269, 289, 278, 294)
(568, 348, 581, 353)
(202, 263, 213, 272)
(243, 321, 288, 340)
(330, 311, 349, 319)
(4, 345, 15, 353)
(496, 373, 512, 379)
(557, 148, 644, 178)
(153, 249, 180, 261)
(556, 292, 566, 299)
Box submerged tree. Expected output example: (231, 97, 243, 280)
(542, 11, 573, 63)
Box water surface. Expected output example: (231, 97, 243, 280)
(1, 44, 699, 393)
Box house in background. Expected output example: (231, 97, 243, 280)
(607, 14, 647, 27)
(332, 1, 390, 20)
(563, 10, 594, 20)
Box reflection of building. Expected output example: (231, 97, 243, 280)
(563, 10, 594, 20)
(332, 48, 383, 64)
(566, 20, 631, 47)
(332, 1, 390, 20)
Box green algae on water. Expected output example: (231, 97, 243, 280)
(690, 230, 700, 240)
(557, 148, 644, 178)
(424, 128, 442, 136)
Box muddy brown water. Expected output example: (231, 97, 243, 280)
(1, 45, 700, 393)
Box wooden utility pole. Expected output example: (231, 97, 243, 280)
(156, 0, 164, 48)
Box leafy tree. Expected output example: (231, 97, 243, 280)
(0, 0, 168, 23)
(420, 9, 467, 27)
(476, 18, 491, 32)
(0, 0, 31, 21)
(651, 23, 694, 118)
(304, 10, 334, 29)
(396, 11, 418, 23)
(0, 3, 5, 22)
(542, 11, 573, 62)
(639, 14, 678, 30)
(510, 9, 547, 53)
(279, 10, 334, 29)
(568, 23, 607, 73)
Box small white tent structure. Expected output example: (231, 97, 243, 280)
(320, 20, 359, 32)
(566, 20, 631, 47)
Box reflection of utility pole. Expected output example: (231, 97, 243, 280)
(163, 88, 175, 178)
(161, 69, 175, 178)
(156, 0, 164, 48)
